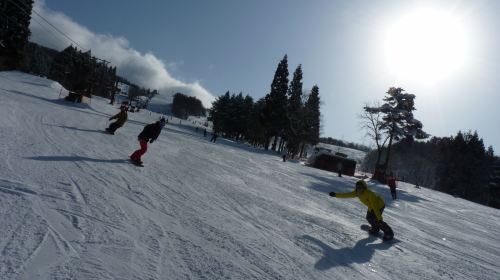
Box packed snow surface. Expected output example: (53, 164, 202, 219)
(1, 72, 500, 280)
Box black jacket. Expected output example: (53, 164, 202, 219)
(138, 122, 163, 142)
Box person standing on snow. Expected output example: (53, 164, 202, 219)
(210, 132, 218, 143)
(106, 107, 128, 134)
(329, 180, 394, 241)
(387, 172, 397, 200)
(130, 117, 166, 165)
(337, 161, 343, 177)
(282, 147, 288, 162)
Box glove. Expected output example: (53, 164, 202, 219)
(329, 192, 336, 197)
(149, 139, 155, 143)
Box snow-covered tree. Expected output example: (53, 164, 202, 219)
(364, 87, 429, 178)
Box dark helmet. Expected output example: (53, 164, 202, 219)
(355, 180, 368, 191)
(158, 117, 166, 126)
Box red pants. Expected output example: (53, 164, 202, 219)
(130, 139, 148, 161)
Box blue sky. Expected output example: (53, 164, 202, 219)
(32, 0, 500, 151)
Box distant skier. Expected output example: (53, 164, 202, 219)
(337, 161, 343, 177)
(329, 180, 394, 241)
(129, 117, 166, 165)
(387, 172, 397, 200)
(203, 128, 207, 137)
(210, 132, 218, 143)
(106, 107, 128, 134)
(282, 147, 288, 162)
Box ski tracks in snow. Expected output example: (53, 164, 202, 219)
(0, 179, 78, 279)
(3, 72, 500, 279)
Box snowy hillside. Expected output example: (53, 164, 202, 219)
(1, 72, 500, 280)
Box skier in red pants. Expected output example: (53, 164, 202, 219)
(130, 117, 166, 165)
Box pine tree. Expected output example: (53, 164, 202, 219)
(286, 64, 304, 156)
(302, 85, 320, 155)
(262, 55, 289, 150)
(247, 98, 267, 147)
(0, 0, 34, 70)
(172, 93, 206, 119)
(49, 45, 76, 89)
(365, 87, 429, 177)
(241, 95, 254, 140)
(209, 92, 231, 134)
(436, 131, 492, 202)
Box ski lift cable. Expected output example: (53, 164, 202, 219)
(29, 15, 69, 50)
(30, 9, 88, 52)
(6, 0, 87, 52)
(6, 0, 110, 64)
(1, 4, 75, 59)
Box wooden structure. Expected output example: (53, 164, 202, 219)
(65, 90, 91, 103)
(311, 153, 357, 176)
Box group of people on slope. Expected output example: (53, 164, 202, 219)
(106, 107, 395, 240)
(105, 106, 166, 166)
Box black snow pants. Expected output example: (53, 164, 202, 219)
(366, 206, 394, 238)
(390, 187, 397, 200)
(107, 122, 122, 133)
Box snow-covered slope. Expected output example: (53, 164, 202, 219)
(1, 72, 499, 280)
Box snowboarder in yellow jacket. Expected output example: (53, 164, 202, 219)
(329, 180, 394, 241)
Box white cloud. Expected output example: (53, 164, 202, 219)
(29, 0, 215, 108)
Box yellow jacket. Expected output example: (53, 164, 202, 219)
(336, 188, 386, 221)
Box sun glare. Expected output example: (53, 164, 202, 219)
(384, 8, 468, 85)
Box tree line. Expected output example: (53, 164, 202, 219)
(358, 87, 500, 208)
(171, 93, 206, 119)
(209, 55, 321, 157)
(360, 131, 498, 208)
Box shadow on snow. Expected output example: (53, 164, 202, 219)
(301, 235, 399, 270)
(25, 156, 129, 164)
(45, 124, 107, 134)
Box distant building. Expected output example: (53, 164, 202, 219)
(307, 148, 357, 176)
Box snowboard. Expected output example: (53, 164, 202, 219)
(360, 224, 394, 241)
(360, 224, 378, 235)
(129, 159, 144, 167)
